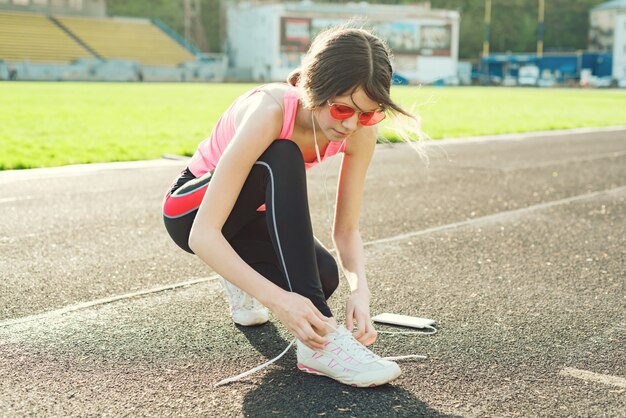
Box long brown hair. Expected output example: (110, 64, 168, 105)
(288, 26, 411, 118)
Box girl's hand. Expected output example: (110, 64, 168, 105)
(344, 290, 377, 346)
(270, 291, 331, 350)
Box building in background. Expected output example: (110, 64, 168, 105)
(589, 0, 626, 53)
(588, 0, 626, 83)
(225, 1, 460, 84)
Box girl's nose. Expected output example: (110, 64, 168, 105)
(342, 113, 359, 131)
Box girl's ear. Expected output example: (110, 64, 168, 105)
(309, 104, 320, 114)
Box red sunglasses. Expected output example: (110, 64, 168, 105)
(327, 101, 386, 126)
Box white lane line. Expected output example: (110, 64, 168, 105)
(560, 367, 626, 389)
(432, 125, 626, 146)
(0, 276, 217, 327)
(1, 185, 624, 328)
(0, 158, 187, 184)
(364, 185, 626, 248)
(500, 150, 626, 172)
(0, 196, 36, 204)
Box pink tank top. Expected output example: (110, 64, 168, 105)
(187, 84, 347, 177)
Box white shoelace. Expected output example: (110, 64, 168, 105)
(214, 323, 430, 387)
(332, 327, 380, 363)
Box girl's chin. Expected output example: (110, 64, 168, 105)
(330, 129, 350, 141)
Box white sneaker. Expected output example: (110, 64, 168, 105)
(218, 276, 269, 326)
(296, 325, 401, 387)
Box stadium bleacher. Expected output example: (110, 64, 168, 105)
(0, 11, 93, 63)
(57, 15, 195, 67)
(0, 10, 226, 81)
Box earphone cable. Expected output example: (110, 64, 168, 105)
(312, 111, 335, 238)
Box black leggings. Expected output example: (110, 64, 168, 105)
(163, 140, 338, 317)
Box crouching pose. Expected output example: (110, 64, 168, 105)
(163, 26, 419, 387)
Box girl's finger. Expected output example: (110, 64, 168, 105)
(305, 299, 328, 320)
(344, 306, 355, 332)
(295, 328, 324, 350)
(353, 315, 367, 339)
(362, 323, 377, 346)
(302, 323, 327, 347)
(310, 313, 331, 335)
(297, 300, 329, 335)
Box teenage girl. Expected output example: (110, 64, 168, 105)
(163, 26, 419, 387)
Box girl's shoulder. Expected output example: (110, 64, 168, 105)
(255, 82, 298, 108)
(258, 82, 290, 94)
(232, 83, 289, 131)
(234, 83, 289, 113)
(234, 83, 298, 126)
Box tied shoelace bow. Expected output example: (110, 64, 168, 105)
(214, 322, 431, 387)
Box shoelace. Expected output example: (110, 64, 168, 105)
(214, 323, 429, 387)
(331, 327, 380, 363)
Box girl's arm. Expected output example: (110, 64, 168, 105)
(332, 125, 378, 346)
(188, 93, 330, 349)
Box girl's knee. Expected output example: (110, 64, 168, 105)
(267, 138, 300, 153)
(260, 140, 304, 169)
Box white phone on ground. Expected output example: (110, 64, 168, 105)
(372, 313, 436, 329)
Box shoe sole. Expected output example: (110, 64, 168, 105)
(233, 317, 269, 326)
(297, 362, 399, 388)
(231, 310, 269, 327)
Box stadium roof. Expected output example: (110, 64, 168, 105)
(241, 1, 459, 20)
(591, 0, 626, 11)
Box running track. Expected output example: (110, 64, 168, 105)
(1, 127, 624, 417)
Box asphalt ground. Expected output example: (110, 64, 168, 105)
(0, 127, 625, 417)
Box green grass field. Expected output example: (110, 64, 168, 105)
(1, 82, 625, 170)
